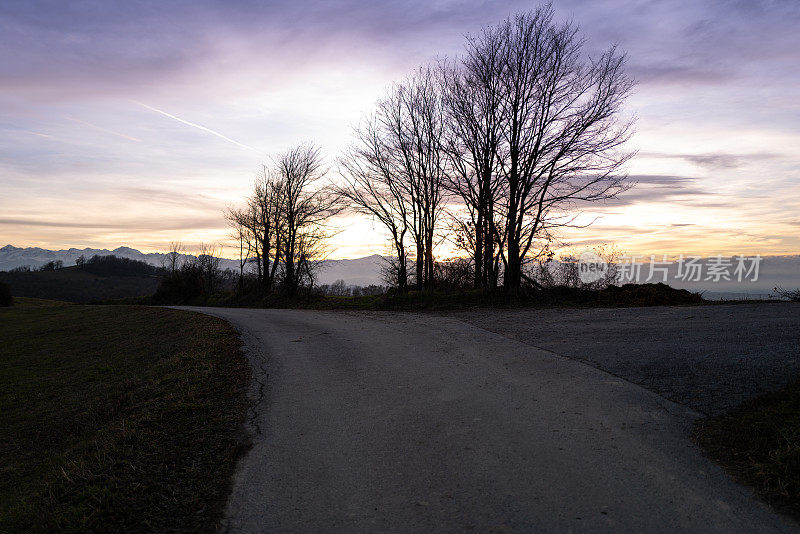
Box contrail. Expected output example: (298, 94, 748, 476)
(136, 102, 256, 151)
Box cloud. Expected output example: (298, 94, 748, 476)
(639, 152, 782, 170)
(1, 0, 799, 256)
(0, 218, 113, 229)
(630, 63, 735, 86)
(115, 186, 225, 211)
(595, 174, 716, 207)
(0, 215, 223, 232)
(628, 174, 698, 185)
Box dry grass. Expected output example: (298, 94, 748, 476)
(696, 379, 800, 521)
(0, 299, 251, 532)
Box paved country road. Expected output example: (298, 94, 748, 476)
(175, 307, 796, 533)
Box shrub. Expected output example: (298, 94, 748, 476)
(773, 286, 800, 302)
(38, 260, 63, 271)
(433, 258, 474, 291)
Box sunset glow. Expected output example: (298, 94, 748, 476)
(1, 1, 798, 258)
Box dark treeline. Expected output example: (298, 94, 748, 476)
(7, 255, 160, 276)
(154, 243, 235, 303)
(76, 255, 162, 277)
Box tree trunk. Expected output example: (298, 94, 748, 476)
(425, 232, 434, 291)
(398, 259, 408, 293)
(415, 241, 424, 290)
(474, 210, 484, 289)
(504, 198, 522, 292)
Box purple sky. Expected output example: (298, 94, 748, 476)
(1, 0, 799, 258)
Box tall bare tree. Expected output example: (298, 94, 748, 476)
(377, 66, 448, 290)
(251, 169, 285, 292)
(337, 115, 413, 292)
(275, 144, 342, 296)
(230, 168, 285, 292)
(491, 6, 634, 290)
(195, 242, 222, 294)
(441, 25, 505, 289)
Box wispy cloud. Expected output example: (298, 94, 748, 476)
(639, 152, 782, 170)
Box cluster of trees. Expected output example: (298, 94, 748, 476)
(38, 260, 64, 272)
(337, 6, 632, 293)
(154, 243, 240, 302)
(773, 287, 800, 302)
(533, 247, 621, 290)
(226, 145, 342, 297)
(7, 260, 65, 273)
(224, 7, 632, 296)
(313, 280, 386, 298)
(75, 254, 162, 277)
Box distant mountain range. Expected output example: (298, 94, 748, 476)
(2, 245, 798, 297)
(0, 245, 387, 287)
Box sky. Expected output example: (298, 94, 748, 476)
(1, 0, 799, 259)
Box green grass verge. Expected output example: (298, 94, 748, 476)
(0, 298, 251, 532)
(695, 379, 800, 521)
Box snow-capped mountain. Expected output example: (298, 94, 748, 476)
(0, 245, 386, 286)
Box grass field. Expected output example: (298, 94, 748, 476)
(696, 380, 800, 521)
(0, 299, 251, 532)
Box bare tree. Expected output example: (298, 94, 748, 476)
(440, 25, 505, 290)
(225, 145, 340, 297)
(489, 6, 634, 291)
(337, 115, 413, 292)
(195, 243, 222, 294)
(248, 168, 284, 292)
(275, 144, 342, 296)
(376, 66, 448, 290)
(164, 241, 185, 274)
(225, 207, 253, 294)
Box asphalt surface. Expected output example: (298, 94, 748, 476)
(177, 306, 796, 533)
(453, 302, 800, 416)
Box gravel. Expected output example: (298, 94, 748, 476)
(452, 302, 800, 416)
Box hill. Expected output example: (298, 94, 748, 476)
(0, 245, 387, 286)
(0, 265, 160, 303)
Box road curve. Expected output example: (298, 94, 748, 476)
(175, 307, 795, 533)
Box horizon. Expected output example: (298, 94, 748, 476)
(4, 242, 800, 263)
(2, 1, 799, 259)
